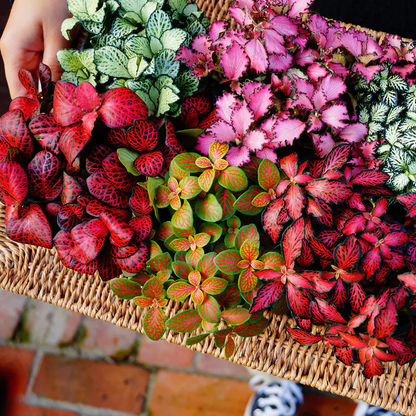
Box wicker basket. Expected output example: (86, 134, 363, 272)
(1, 0, 416, 414)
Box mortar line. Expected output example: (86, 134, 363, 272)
(25, 348, 44, 396)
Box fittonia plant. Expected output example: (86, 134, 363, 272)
(355, 61, 416, 192)
(59, 0, 209, 116)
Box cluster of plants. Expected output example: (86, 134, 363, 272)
(2, 0, 416, 378)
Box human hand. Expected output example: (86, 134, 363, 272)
(0, 0, 73, 99)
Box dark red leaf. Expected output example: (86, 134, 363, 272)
(133, 151, 164, 177)
(59, 123, 90, 165)
(61, 173, 84, 205)
(110, 244, 138, 259)
(53, 82, 83, 126)
(322, 144, 351, 173)
(287, 282, 310, 319)
(57, 203, 84, 231)
(18, 69, 37, 97)
(350, 283, 366, 312)
(335, 346, 354, 366)
(27, 151, 63, 201)
(397, 193, 416, 209)
(286, 326, 323, 345)
(98, 88, 148, 128)
(397, 273, 416, 295)
(39, 63, 52, 98)
(6, 204, 52, 249)
(9, 96, 39, 120)
(130, 185, 153, 216)
(250, 281, 284, 313)
(363, 356, 383, 378)
(282, 216, 304, 266)
(129, 215, 152, 241)
(310, 235, 333, 260)
(165, 119, 185, 153)
(315, 298, 346, 324)
(100, 211, 134, 247)
(108, 128, 128, 147)
(385, 337, 415, 365)
(29, 114, 62, 153)
(126, 120, 159, 152)
(374, 298, 397, 339)
(335, 236, 361, 270)
(0, 161, 28, 205)
(83, 218, 108, 238)
(332, 279, 348, 310)
(351, 170, 389, 186)
(306, 179, 352, 204)
(71, 223, 105, 264)
(86, 145, 112, 175)
(102, 152, 137, 192)
(97, 250, 121, 281)
(114, 240, 149, 273)
(0, 110, 33, 158)
(86, 169, 129, 208)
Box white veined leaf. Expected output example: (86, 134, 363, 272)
(406, 92, 416, 111)
(119, 0, 147, 14)
(169, 102, 182, 118)
(129, 78, 153, 93)
(89, 2, 107, 23)
(388, 74, 409, 92)
(377, 143, 391, 158)
(368, 121, 384, 136)
(107, 0, 119, 13)
(109, 79, 126, 88)
(156, 86, 180, 116)
(125, 35, 153, 59)
(83, 20, 104, 35)
(387, 146, 413, 171)
(359, 108, 370, 124)
(139, 2, 160, 23)
(57, 49, 83, 72)
(183, 3, 200, 15)
(61, 72, 80, 85)
(160, 28, 188, 51)
(400, 116, 416, 132)
(112, 18, 137, 38)
(155, 75, 179, 92)
(169, 0, 187, 12)
(143, 58, 155, 76)
(384, 121, 401, 145)
(409, 160, 416, 175)
(187, 20, 206, 38)
(176, 71, 199, 97)
(370, 102, 389, 122)
(128, 56, 148, 78)
(154, 49, 180, 78)
(67, 0, 95, 18)
(61, 17, 80, 41)
(136, 90, 157, 115)
(380, 89, 397, 107)
(94, 46, 131, 78)
(146, 10, 171, 39)
(389, 172, 410, 191)
(402, 129, 416, 151)
(122, 11, 142, 25)
(386, 105, 405, 124)
(379, 78, 388, 93)
(149, 36, 163, 55)
(98, 73, 110, 84)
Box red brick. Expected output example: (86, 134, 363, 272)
(0, 290, 27, 339)
(0, 346, 35, 396)
(137, 337, 195, 368)
(14, 405, 79, 416)
(148, 370, 253, 416)
(196, 353, 250, 379)
(32, 354, 150, 414)
(298, 393, 357, 416)
(81, 317, 139, 357)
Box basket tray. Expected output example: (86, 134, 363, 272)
(1, 0, 416, 414)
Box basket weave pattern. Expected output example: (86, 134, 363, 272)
(1, 1, 416, 414)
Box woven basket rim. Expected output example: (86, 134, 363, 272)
(1, 1, 416, 414)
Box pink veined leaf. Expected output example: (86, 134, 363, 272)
(397, 193, 416, 209)
(363, 247, 381, 278)
(286, 282, 310, 318)
(374, 298, 398, 339)
(270, 15, 299, 36)
(245, 39, 269, 73)
(231, 102, 253, 137)
(98, 88, 148, 128)
(315, 298, 347, 324)
(397, 273, 416, 294)
(351, 170, 389, 186)
(306, 179, 352, 204)
(335, 236, 361, 270)
(284, 184, 304, 220)
(286, 326, 323, 345)
(282, 217, 305, 266)
(321, 104, 349, 129)
(221, 42, 249, 81)
(322, 144, 351, 173)
(383, 231, 408, 247)
(263, 29, 286, 55)
(272, 119, 306, 147)
(269, 54, 293, 72)
(279, 153, 298, 179)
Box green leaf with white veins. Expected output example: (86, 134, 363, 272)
(146, 10, 171, 39)
(160, 28, 188, 51)
(112, 18, 136, 38)
(83, 20, 104, 35)
(61, 18, 80, 41)
(176, 71, 199, 98)
(95, 46, 130, 78)
(140, 2, 160, 23)
(156, 86, 180, 117)
(149, 36, 163, 55)
(125, 36, 153, 59)
(154, 50, 180, 78)
(169, 0, 187, 13)
(155, 75, 178, 92)
(128, 56, 148, 78)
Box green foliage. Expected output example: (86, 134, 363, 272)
(60, 0, 208, 116)
(356, 62, 416, 192)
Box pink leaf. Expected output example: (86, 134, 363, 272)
(321, 104, 349, 129)
(245, 39, 268, 73)
(272, 119, 306, 147)
(320, 75, 347, 102)
(353, 63, 384, 83)
(339, 123, 368, 143)
(226, 146, 250, 167)
(221, 42, 249, 81)
(244, 129, 267, 152)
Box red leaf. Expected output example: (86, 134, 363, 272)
(339, 332, 367, 348)
(385, 337, 415, 365)
(100, 211, 134, 247)
(97, 252, 121, 281)
(284, 184, 304, 220)
(287, 283, 310, 318)
(114, 241, 149, 273)
(102, 152, 136, 192)
(18, 69, 37, 97)
(332, 279, 348, 310)
(250, 281, 284, 313)
(363, 356, 383, 378)
(39, 63, 52, 98)
(129, 215, 152, 241)
(71, 223, 105, 264)
(397, 193, 416, 209)
(306, 179, 352, 204)
(315, 298, 346, 323)
(28, 151, 63, 201)
(374, 298, 397, 339)
(335, 346, 354, 366)
(0, 161, 28, 205)
(59, 124, 90, 165)
(130, 185, 153, 216)
(134, 151, 164, 177)
(322, 144, 351, 173)
(98, 88, 148, 128)
(262, 197, 286, 244)
(53, 82, 83, 126)
(310, 236, 333, 260)
(10, 96, 39, 121)
(362, 247, 381, 278)
(165, 119, 185, 153)
(75, 82, 101, 112)
(351, 170, 389, 187)
(0, 110, 33, 158)
(86, 169, 129, 208)
(335, 236, 361, 270)
(85, 145, 112, 175)
(286, 326, 323, 345)
(397, 273, 416, 295)
(6, 204, 52, 249)
(127, 120, 159, 152)
(350, 283, 366, 312)
(57, 203, 84, 231)
(29, 114, 62, 153)
(282, 217, 304, 266)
